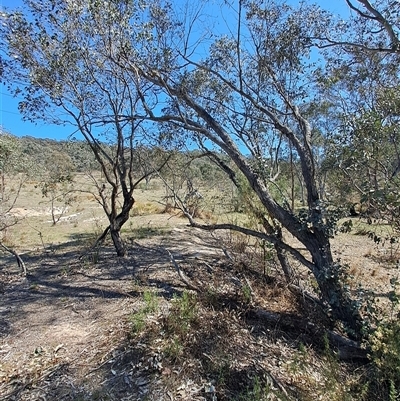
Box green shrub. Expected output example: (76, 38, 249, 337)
(363, 275, 400, 399)
(142, 290, 159, 314)
(370, 321, 400, 388)
(164, 291, 198, 336)
(129, 290, 159, 333)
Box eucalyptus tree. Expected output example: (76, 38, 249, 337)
(115, 0, 364, 335)
(0, 0, 168, 256)
(38, 150, 76, 226)
(317, 68, 400, 220)
(313, 0, 400, 226)
(0, 131, 30, 232)
(317, 0, 400, 54)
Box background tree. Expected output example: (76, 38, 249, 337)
(314, 0, 400, 228)
(0, 129, 31, 273)
(38, 150, 76, 226)
(0, 0, 168, 256)
(316, 0, 400, 54)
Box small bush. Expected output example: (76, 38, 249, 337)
(130, 311, 146, 333)
(142, 290, 159, 314)
(163, 337, 184, 361)
(369, 321, 400, 389)
(164, 291, 198, 336)
(363, 275, 400, 399)
(130, 201, 164, 216)
(237, 376, 270, 401)
(129, 290, 159, 333)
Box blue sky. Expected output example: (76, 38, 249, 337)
(1, 0, 76, 139)
(0, 0, 350, 141)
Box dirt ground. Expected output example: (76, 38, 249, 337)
(0, 221, 223, 400)
(1, 182, 399, 400)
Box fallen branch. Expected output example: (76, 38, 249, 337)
(326, 330, 368, 361)
(165, 249, 201, 292)
(249, 308, 368, 361)
(79, 225, 110, 260)
(0, 242, 26, 275)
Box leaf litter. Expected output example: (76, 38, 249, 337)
(0, 225, 398, 400)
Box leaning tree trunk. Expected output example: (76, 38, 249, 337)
(275, 243, 295, 283)
(305, 231, 363, 339)
(137, 72, 363, 338)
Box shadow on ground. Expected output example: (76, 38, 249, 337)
(0, 229, 368, 401)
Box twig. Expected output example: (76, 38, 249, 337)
(0, 363, 64, 401)
(27, 223, 47, 252)
(85, 354, 117, 376)
(165, 249, 200, 292)
(287, 283, 324, 307)
(252, 358, 291, 398)
(78, 225, 110, 260)
(243, 274, 254, 302)
(222, 247, 234, 263)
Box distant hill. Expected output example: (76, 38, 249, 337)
(18, 136, 98, 172)
(1, 131, 233, 188)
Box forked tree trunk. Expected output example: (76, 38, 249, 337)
(82, 196, 134, 259)
(108, 196, 134, 257)
(108, 218, 130, 257)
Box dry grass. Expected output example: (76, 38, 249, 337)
(1, 249, 359, 400)
(0, 174, 399, 400)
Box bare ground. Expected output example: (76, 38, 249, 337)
(0, 215, 399, 400)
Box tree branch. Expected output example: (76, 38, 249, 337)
(78, 225, 110, 261)
(0, 242, 26, 275)
(351, 0, 399, 50)
(183, 220, 316, 274)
